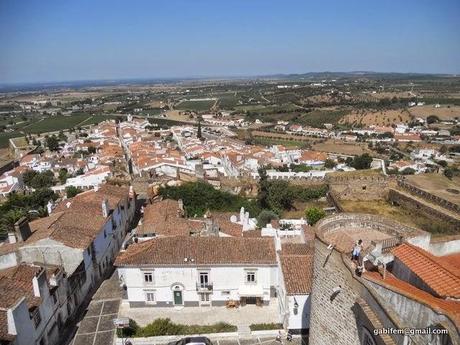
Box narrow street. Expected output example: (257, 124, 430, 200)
(70, 272, 122, 345)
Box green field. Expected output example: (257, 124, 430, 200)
(0, 131, 24, 148)
(297, 109, 349, 128)
(176, 100, 215, 111)
(77, 114, 125, 126)
(23, 114, 92, 134)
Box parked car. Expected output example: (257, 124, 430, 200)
(169, 337, 213, 345)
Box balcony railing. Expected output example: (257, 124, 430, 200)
(196, 282, 213, 291)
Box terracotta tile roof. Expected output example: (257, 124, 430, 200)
(0, 242, 20, 256)
(392, 243, 460, 299)
(364, 271, 460, 327)
(28, 184, 129, 249)
(210, 212, 243, 237)
(242, 230, 262, 237)
(115, 237, 277, 266)
(0, 264, 42, 310)
(280, 254, 314, 295)
(139, 199, 204, 237)
(0, 310, 15, 343)
(281, 243, 314, 256)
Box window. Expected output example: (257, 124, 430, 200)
(246, 271, 256, 283)
(30, 308, 42, 328)
(145, 291, 155, 303)
(144, 272, 153, 284)
(199, 272, 209, 287)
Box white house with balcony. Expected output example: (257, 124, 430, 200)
(115, 237, 278, 308)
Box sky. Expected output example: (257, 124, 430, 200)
(0, 0, 459, 84)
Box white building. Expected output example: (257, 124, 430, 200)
(0, 184, 136, 345)
(115, 237, 278, 307)
(278, 244, 313, 333)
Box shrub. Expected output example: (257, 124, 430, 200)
(65, 186, 84, 198)
(249, 323, 283, 331)
(351, 153, 373, 170)
(159, 181, 260, 217)
(116, 318, 139, 338)
(257, 209, 279, 227)
(126, 318, 237, 338)
(305, 207, 326, 225)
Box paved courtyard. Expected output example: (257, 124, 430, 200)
(119, 299, 280, 327)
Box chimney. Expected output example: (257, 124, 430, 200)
(14, 217, 32, 242)
(102, 198, 109, 218)
(46, 200, 54, 215)
(177, 199, 184, 217)
(7, 232, 17, 244)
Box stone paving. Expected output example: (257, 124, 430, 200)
(119, 299, 280, 327)
(70, 272, 122, 345)
(72, 299, 120, 345)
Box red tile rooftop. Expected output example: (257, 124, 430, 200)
(392, 243, 460, 299)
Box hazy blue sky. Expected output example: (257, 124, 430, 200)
(1, 0, 459, 83)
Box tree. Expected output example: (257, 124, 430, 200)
(256, 210, 279, 228)
(58, 168, 68, 184)
(23, 170, 38, 187)
(437, 160, 448, 168)
(58, 131, 67, 142)
(265, 180, 294, 214)
(440, 145, 448, 154)
(45, 135, 60, 151)
(324, 159, 337, 169)
(426, 115, 440, 124)
(65, 186, 83, 198)
(257, 167, 269, 209)
(401, 167, 416, 175)
(197, 121, 202, 139)
(352, 153, 373, 170)
(305, 207, 326, 225)
(24, 170, 55, 189)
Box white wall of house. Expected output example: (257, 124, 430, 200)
(286, 294, 310, 330)
(118, 265, 278, 307)
(0, 251, 18, 269)
(9, 299, 36, 345)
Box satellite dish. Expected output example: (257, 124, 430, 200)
(230, 215, 237, 223)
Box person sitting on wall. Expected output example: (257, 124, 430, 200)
(352, 239, 363, 262)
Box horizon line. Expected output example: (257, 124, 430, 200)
(1, 70, 459, 88)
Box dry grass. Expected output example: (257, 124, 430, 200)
(340, 109, 412, 126)
(313, 139, 369, 155)
(408, 105, 460, 120)
(282, 200, 329, 219)
(405, 174, 460, 204)
(340, 200, 418, 228)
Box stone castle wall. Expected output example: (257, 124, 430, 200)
(309, 238, 362, 345)
(388, 189, 460, 230)
(326, 175, 395, 201)
(397, 180, 460, 215)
